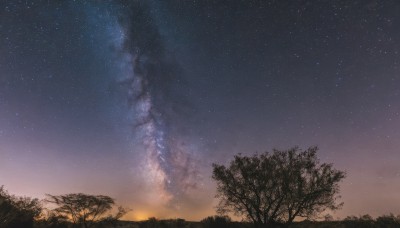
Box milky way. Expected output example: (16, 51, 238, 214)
(111, 1, 198, 205)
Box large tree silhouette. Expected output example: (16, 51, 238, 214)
(212, 146, 345, 227)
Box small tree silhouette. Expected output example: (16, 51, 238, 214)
(45, 193, 126, 228)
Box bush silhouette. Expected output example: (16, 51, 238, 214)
(375, 214, 400, 228)
(200, 215, 232, 228)
(0, 186, 41, 228)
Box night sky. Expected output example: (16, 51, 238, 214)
(1, 0, 400, 221)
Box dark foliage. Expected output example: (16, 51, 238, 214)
(44, 193, 128, 228)
(0, 186, 41, 228)
(200, 215, 232, 228)
(137, 217, 189, 228)
(212, 146, 346, 226)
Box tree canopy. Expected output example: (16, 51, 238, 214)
(212, 146, 346, 226)
(0, 186, 41, 228)
(45, 193, 121, 228)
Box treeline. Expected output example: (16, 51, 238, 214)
(2, 185, 400, 228)
(1, 147, 398, 228)
(0, 186, 125, 228)
(116, 215, 400, 228)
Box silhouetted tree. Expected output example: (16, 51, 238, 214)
(0, 186, 41, 228)
(45, 193, 126, 228)
(212, 146, 345, 227)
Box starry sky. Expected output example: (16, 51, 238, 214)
(1, 0, 400, 221)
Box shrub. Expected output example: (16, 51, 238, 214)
(200, 215, 232, 228)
